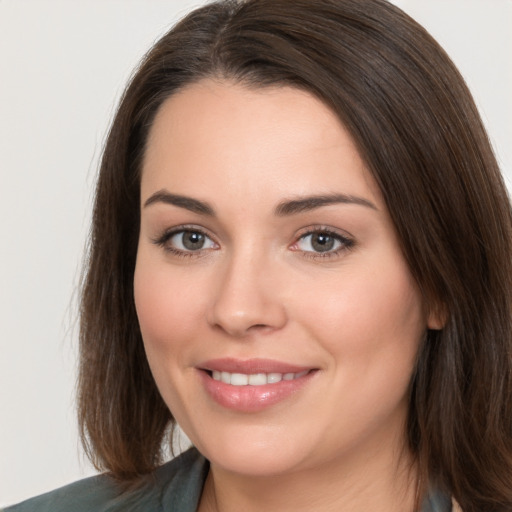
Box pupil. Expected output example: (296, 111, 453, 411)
(183, 231, 205, 250)
(312, 233, 334, 252)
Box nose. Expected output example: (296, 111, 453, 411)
(207, 251, 288, 338)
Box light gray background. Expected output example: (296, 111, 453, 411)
(1, 0, 511, 506)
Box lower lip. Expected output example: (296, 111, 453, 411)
(199, 370, 315, 412)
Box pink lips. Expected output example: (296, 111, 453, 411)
(198, 358, 316, 412)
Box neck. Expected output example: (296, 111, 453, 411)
(198, 439, 419, 512)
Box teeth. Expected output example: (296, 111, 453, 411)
(231, 373, 249, 386)
(248, 373, 266, 385)
(267, 373, 282, 384)
(211, 370, 309, 386)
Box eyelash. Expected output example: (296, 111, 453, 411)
(151, 225, 218, 259)
(151, 225, 355, 260)
(292, 226, 355, 260)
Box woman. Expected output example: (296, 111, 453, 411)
(4, 0, 511, 511)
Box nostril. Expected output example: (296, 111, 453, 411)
(207, 289, 288, 337)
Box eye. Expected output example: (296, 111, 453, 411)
(297, 232, 341, 253)
(293, 228, 354, 257)
(153, 227, 218, 255)
(170, 230, 216, 251)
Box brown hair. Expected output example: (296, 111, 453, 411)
(78, 0, 512, 509)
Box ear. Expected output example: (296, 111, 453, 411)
(427, 302, 447, 330)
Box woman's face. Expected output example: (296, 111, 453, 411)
(134, 80, 437, 477)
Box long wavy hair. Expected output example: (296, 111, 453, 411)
(78, 1, 512, 510)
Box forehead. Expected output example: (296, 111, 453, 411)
(141, 79, 381, 209)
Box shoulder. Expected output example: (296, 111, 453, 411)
(2, 447, 208, 512)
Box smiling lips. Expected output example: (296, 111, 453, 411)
(198, 358, 316, 412)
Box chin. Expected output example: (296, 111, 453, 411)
(207, 447, 307, 477)
(189, 422, 314, 476)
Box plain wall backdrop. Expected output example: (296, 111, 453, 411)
(1, 0, 511, 506)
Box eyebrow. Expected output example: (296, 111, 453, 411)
(143, 190, 377, 216)
(274, 194, 377, 216)
(143, 190, 215, 216)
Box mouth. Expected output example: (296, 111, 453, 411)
(207, 369, 311, 386)
(197, 358, 318, 412)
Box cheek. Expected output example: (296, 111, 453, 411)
(295, 260, 425, 374)
(133, 252, 208, 418)
(133, 252, 203, 359)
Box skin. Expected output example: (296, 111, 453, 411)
(134, 80, 441, 511)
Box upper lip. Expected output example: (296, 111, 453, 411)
(198, 358, 314, 374)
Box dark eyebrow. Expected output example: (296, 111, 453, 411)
(143, 190, 376, 217)
(275, 194, 377, 216)
(143, 190, 215, 216)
